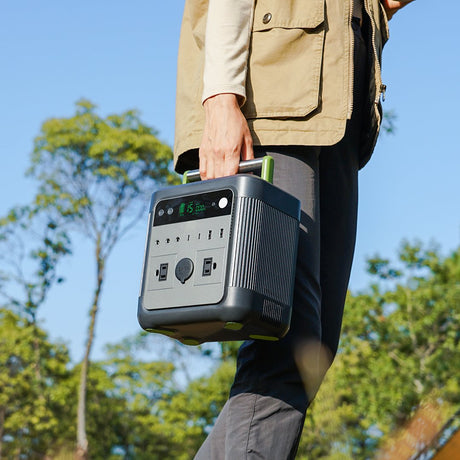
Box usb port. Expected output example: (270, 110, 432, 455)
(202, 258, 213, 276)
(159, 263, 168, 281)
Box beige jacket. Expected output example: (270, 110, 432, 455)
(174, 0, 390, 172)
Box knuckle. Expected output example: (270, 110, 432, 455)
(212, 147, 225, 158)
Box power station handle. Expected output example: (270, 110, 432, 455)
(182, 156, 274, 185)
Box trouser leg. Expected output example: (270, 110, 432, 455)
(319, 16, 367, 357)
(195, 393, 306, 460)
(318, 137, 359, 358)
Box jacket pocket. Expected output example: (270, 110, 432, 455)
(242, 0, 326, 119)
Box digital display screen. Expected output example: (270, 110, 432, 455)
(178, 201, 206, 217)
(153, 189, 233, 226)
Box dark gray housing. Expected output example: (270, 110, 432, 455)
(138, 174, 300, 345)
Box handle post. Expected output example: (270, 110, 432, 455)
(261, 155, 274, 184)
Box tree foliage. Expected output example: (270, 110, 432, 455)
(0, 309, 73, 459)
(29, 98, 178, 253)
(297, 242, 460, 459)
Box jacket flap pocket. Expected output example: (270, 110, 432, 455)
(253, 0, 325, 32)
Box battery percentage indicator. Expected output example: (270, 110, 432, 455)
(179, 200, 206, 216)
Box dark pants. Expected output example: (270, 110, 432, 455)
(195, 18, 368, 459)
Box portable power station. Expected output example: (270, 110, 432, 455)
(138, 156, 300, 345)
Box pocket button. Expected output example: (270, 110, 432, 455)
(262, 13, 272, 24)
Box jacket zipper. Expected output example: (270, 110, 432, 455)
(347, 0, 354, 119)
(380, 83, 387, 101)
(364, 0, 385, 104)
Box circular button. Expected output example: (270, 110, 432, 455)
(175, 258, 194, 284)
(158, 209, 164, 216)
(218, 197, 228, 209)
(262, 12, 272, 24)
(167, 207, 174, 215)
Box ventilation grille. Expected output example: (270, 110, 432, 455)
(230, 197, 298, 306)
(261, 299, 284, 326)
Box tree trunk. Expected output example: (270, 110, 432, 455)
(76, 242, 105, 460)
(31, 312, 44, 389)
(0, 406, 5, 459)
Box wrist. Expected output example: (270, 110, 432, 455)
(203, 93, 240, 112)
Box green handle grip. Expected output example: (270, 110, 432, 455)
(182, 156, 274, 184)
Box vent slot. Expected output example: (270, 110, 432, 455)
(261, 299, 284, 326)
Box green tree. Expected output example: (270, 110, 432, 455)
(297, 242, 460, 459)
(27, 99, 180, 459)
(0, 308, 73, 458)
(100, 335, 178, 459)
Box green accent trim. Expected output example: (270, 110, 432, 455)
(249, 334, 279, 342)
(224, 322, 244, 331)
(182, 338, 200, 346)
(145, 328, 176, 337)
(261, 155, 274, 184)
(182, 171, 190, 184)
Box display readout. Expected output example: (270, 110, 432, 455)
(153, 189, 233, 226)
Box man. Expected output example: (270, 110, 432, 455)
(174, 0, 414, 458)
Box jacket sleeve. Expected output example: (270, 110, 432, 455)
(201, 0, 255, 106)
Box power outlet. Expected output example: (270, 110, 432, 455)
(159, 263, 168, 281)
(195, 248, 224, 286)
(202, 257, 213, 276)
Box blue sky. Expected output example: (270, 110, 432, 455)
(1, 1, 459, 363)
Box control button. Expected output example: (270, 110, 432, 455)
(218, 197, 228, 209)
(158, 209, 164, 217)
(175, 258, 194, 284)
(262, 13, 272, 24)
(167, 207, 174, 215)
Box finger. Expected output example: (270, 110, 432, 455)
(224, 147, 241, 177)
(241, 134, 254, 161)
(199, 145, 207, 180)
(206, 147, 215, 180)
(213, 147, 225, 178)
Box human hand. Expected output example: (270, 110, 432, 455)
(380, 0, 415, 20)
(200, 93, 254, 180)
